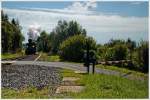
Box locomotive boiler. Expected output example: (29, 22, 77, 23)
(25, 39, 36, 55)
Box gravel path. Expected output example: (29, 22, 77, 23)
(8, 61, 146, 81)
(2, 64, 62, 90)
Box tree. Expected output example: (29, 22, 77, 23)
(1, 11, 24, 53)
(59, 35, 96, 62)
(104, 47, 115, 61)
(113, 44, 127, 60)
(140, 41, 149, 72)
(49, 20, 87, 53)
(2, 21, 13, 53)
(37, 31, 51, 52)
(11, 18, 16, 25)
(126, 38, 136, 60)
(11, 19, 24, 52)
(97, 44, 107, 61)
(2, 10, 8, 21)
(105, 39, 126, 47)
(102, 39, 128, 61)
(135, 41, 148, 72)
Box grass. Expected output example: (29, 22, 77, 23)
(72, 74, 148, 98)
(2, 68, 148, 99)
(38, 53, 61, 62)
(60, 69, 78, 77)
(38, 53, 83, 65)
(58, 69, 148, 98)
(1, 52, 25, 59)
(96, 64, 148, 79)
(1, 86, 54, 99)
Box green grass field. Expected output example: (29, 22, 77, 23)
(38, 53, 84, 65)
(2, 68, 148, 99)
(1, 52, 25, 59)
(38, 53, 61, 62)
(71, 74, 148, 98)
(96, 64, 148, 79)
(2, 86, 52, 99)
(57, 69, 148, 98)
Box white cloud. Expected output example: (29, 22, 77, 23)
(3, 8, 148, 44)
(130, 2, 144, 5)
(64, 0, 97, 14)
(85, 0, 97, 9)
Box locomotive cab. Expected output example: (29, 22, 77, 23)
(25, 39, 36, 55)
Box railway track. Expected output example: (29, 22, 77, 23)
(17, 54, 40, 61)
(2, 54, 40, 61)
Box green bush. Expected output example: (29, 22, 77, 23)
(132, 41, 149, 72)
(97, 39, 148, 73)
(104, 44, 127, 61)
(59, 35, 97, 62)
(104, 48, 115, 61)
(113, 44, 128, 60)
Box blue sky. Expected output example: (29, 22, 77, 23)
(2, 1, 148, 17)
(2, 1, 149, 44)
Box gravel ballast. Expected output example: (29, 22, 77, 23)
(2, 64, 62, 90)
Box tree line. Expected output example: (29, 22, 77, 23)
(97, 39, 148, 72)
(37, 20, 96, 61)
(37, 20, 87, 53)
(1, 11, 148, 73)
(37, 20, 148, 73)
(1, 11, 24, 53)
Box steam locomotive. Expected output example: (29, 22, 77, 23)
(25, 39, 36, 55)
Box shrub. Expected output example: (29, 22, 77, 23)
(113, 44, 127, 60)
(104, 48, 115, 61)
(132, 41, 149, 72)
(104, 44, 127, 61)
(59, 35, 97, 62)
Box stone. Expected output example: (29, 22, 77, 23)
(74, 71, 87, 74)
(2, 64, 62, 90)
(55, 86, 85, 94)
(62, 77, 80, 81)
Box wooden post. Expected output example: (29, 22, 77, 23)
(86, 41, 90, 74)
(92, 62, 95, 74)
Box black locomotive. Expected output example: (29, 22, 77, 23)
(25, 39, 36, 55)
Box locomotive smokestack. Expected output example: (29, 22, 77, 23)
(27, 23, 41, 41)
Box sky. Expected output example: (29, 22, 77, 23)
(2, 1, 149, 44)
